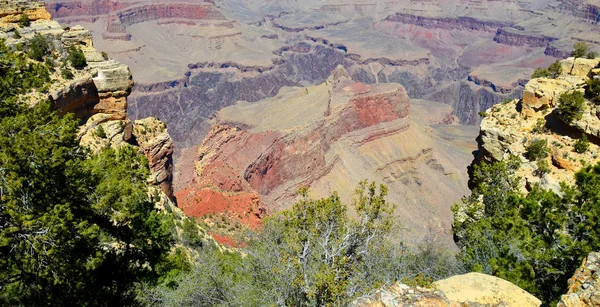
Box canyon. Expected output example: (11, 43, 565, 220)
(41, 0, 600, 244)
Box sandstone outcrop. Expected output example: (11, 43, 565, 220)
(558, 252, 600, 307)
(473, 56, 600, 192)
(0, 0, 51, 24)
(434, 273, 541, 307)
(350, 273, 541, 307)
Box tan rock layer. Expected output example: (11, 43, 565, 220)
(351, 273, 541, 307)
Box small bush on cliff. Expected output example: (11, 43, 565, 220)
(531, 60, 562, 79)
(536, 160, 550, 177)
(586, 78, 600, 103)
(587, 51, 599, 59)
(454, 159, 600, 305)
(531, 67, 551, 79)
(524, 139, 550, 161)
(532, 118, 548, 133)
(574, 134, 590, 153)
(0, 39, 50, 101)
(60, 62, 73, 79)
(558, 90, 586, 123)
(68, 45, 87, 69)
(18, 13, 30, 27)
(28, 33, 52, 62)
(572, 42, 589, 58)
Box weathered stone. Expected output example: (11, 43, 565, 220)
(478, 116, 519, 162)
(133, 118, 174, 199)
(558, 252, 600, 307)
(61, 25, 93, 48)
(90, 59, 134, 94)
(571, 58, 600, 77)
(0, 1, 51, 24)
(522, 78, 574, 116)
(351, 273, 541, 307)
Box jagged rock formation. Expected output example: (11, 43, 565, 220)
(559, 252, 600, 307)
(472, 56, 600, 193)
(177, 66, 476, 245)
(350, 272, 541, 307)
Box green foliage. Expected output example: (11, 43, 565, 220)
(0, 39, 50, 101)
(454, 159, 600, 305)
(585, 78, 600, 104)
(548, 60, 562, 78)
(531, 67, 551, 79)
(60, 62, 73, 80)
(68, 45, 87, 69)
(0, 101, 175, 306)
(18, 13, 30, 27)
(28, 34, 52, 62)
(524, 139, 550, 161)
(587, 51, 599, 59)
(13, 29, 21, 39)
(532, 118, 548, 133)
(531, 60, 562, 79)
(536, 160, 550, 177)
(143, 182, 465, 306)
(572, 42, 589, 58)
(101, 51, 109, 60)
(558, 91, 586, 123)
(181, 218, 204, 248)
(94, 125, 107, 139)
(574, 134, 590, 153)
(478, 111, 487, 118)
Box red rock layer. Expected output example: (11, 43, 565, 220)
(245, 86, 409, 195)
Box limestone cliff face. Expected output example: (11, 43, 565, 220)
(471, 56, 600, 193)
(350, 272, 541, 307)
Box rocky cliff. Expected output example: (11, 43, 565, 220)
(470, 55, 600, 193)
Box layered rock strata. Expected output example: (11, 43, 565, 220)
(177, 66, 475, 245)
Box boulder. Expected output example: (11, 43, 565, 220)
(434, 272, 542, 307)
(351, 273, 541, 307)
(478, 116, 519, 162)
(522, 78, 574, 116)
(571, 58, 600, 77)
